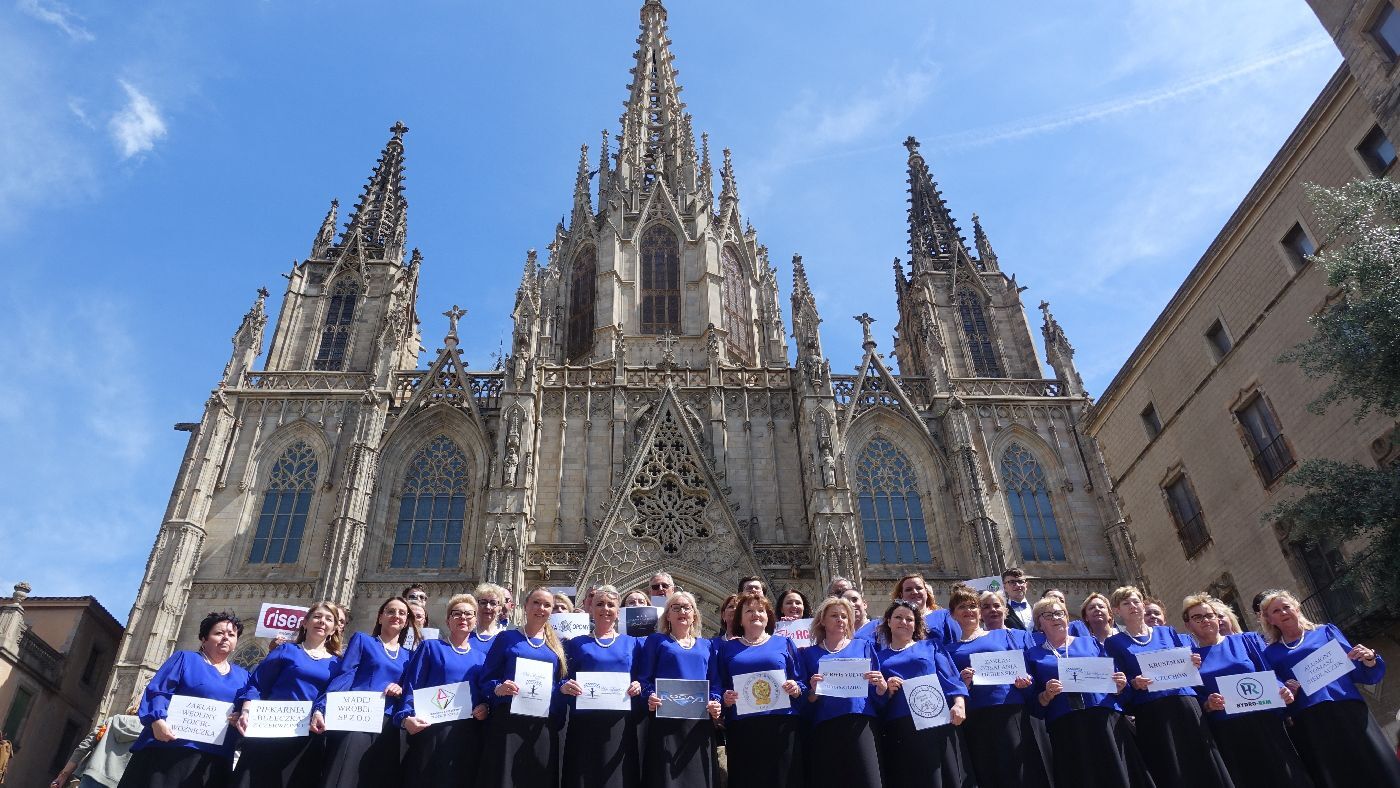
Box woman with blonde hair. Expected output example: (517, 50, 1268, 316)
(472, 583, 508, 647)
(800, 597, 886, 788)
(1182, 592, 1309, 788)
(638, 591, 722, 788)
(1259, 589, 1397, 786)
(1025, 595, 1151, 788)
(481, 586, 569, 788)
(232, 601, 342, 787)
(715, 592, 804, 788)
(880, 598, 974, 788)
(1074, 592, 1116, 644)
(948, 589, 1048, 788)
(622, 589, 651, 608)
(1104, 585, 1232, 788)
(396, 594, 490, 786)
(561, 585, 643, 788)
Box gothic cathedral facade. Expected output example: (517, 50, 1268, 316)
(102, 0, 1141, 713)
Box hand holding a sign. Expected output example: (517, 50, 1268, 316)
(1347, 642, 1379, 667)
(1039, 678, 1063, 705)
(309, 711, 326, 734)
(1113, 671, 1128, 692)
(152, 719, 177, 742)
(494, 679, 520, 697)
(383, 682, 403, 698)
(864, 670, 889, 695)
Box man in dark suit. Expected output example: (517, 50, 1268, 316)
(1000, 567, 1034, 631)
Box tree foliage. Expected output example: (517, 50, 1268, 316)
(1271, 178, 1400, 619)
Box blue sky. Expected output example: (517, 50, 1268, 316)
(0, 1, 1339, 622)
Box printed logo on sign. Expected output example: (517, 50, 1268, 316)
(743, 675, 774, 708)
(262, 606, 305, 631)
(432, 687, 455, 710)
(1234, 677, 1263, 701)
(665, 692, 701, 706)
(908, 684, 947, 720)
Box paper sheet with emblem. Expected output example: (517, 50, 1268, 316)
(511, 658, 555, 718)
(733, 669, 790, 716)
(1218, 670, 1285, 715)
(411, 681, 474, 725)
(657, 678, 711, 719)
(575, 671, 632, 712)
(900, 673, 952, 730)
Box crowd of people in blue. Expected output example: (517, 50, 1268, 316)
(86, 567, 1397, 788)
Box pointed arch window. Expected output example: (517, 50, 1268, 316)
(313, 278, 361, 371)
(721, 248, 754, 364)
(391, 435, 469, 569)
(1000, 443, 1066, 561)
(567, 247, 597, 361)
(956, 289, 1003, 377)
(854, 438, 932, 565)
(248, 442, 318, 564)
(640, 224, 680, 335)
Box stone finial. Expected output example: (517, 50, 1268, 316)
(656, 332, 679, 368)
(443, 305, 466, 344)
(10, 581, 31, 604)
(390, 120, 409, 140)
(903, 135, 920, 154)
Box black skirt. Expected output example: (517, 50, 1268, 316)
(480, 712, 560, 788)
(1207, 711, 1313, 788)
(401, 717, 483, 788)
(564, 709, 639, 788)
(725, 715, 799, 788)
(963, 703, 1053, 788)
(879, 715, 975, 788)
(320, 718, 404, 788)
(643, 716, 713, 788)
(1047, 707, 1155, 788)
(117, 745, 232, 788)
(1289, 699, 1400, 788)
(230, 735, 325, 788)
(809, 714, 880, 788)
(1131, 695, 1232, 788)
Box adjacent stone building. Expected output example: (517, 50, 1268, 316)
(100, 0, 1137, 716)
(1084, 0, 1400, 727)
(0, 583, 122, 787)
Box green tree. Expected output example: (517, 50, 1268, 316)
(1271, 177, 1400, 619)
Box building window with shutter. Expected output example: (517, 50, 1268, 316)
(567, 247, 596, 361)
(313, 278, 361, 371)
(955, 288, 1003, 377)
(1235, 394, 1294, 485)
(1163, 473, 1210, 557)
(640, 224, 680, 335)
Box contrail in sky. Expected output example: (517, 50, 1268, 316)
(926, 37, 1335, 152)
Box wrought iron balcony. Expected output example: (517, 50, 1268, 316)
(1251, 434, 1295, 485)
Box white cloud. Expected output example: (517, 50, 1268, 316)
(109, 80, 168, 159)
(16, 0, 94, 42)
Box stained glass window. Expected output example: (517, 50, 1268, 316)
(567, 247, 596, 361)
(956, 289, 1003, 377)
(1000, 443, 1065, 561)
(392, 435, 469, 569)
(640, 224, 680, 334)
(721, 248, 753, 364)
(249, 442, 318, 564)
(313, 278, 360, 371)
(854, 438, 932, 564)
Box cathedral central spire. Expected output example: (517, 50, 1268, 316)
(616, 0, 695, 196)
(904, 135, 970, 275)
(341, 121, 410, 262)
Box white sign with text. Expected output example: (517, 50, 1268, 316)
(1056, 657, 1117, 694)
(324, 691, 384, 733)
(815, 657, 871, 698)
(511, 658, 554, 718)
(970, 650, 1027, 685)
(1218, 671, 1285, 715)
(1137, 647, 1202, 691)
(254, 603, 309, 639)
(1294, 638, 1355, 696)
(166, 695, 233, 745)
(575, 671, 632, 711)
(243, 700, 313, 737)
(550, 613, 592, 640)
(773, 618, 814, 645)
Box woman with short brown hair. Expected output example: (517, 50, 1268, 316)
(715, 592, 804, 788)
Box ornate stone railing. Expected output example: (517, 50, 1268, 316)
(390, 371, 504, 412)
(753, 544, 812, 570)
(18, 627, 62, 685)
(242, 371, 374, 391)
(537, 366, 792, 389)
(950, 378, 1064, 397)
(830, 375, 932, 413)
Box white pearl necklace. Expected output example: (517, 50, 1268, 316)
(594, 631, 620, 648)
(380, 635, 401, 660)
(740, 633, 768, 646)
(450, 639, 472, 655)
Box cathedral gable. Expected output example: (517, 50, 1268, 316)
(577, 386, 763, 592)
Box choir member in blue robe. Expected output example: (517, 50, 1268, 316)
(715, 592, 804, 788)
(949, 590, 1050, 788)
(880, 598, 975, 788)
(799, 597, 886, 788)
(480, 587, 568, 788)
(231, 602, 341, 788)
(560, 586, 643, 788)
(1105, 585, 1232, 788)
(637, 592, 721, 788)
(117, 612, 251, 788)
(1026, 596, 1153, 788)
(1182, 593, 1311, 788)
(313, 596, 415, 788)
(1258, 590, 1399, 787)
(888, 572, 961, 649)
(395, 594, 489, 788)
